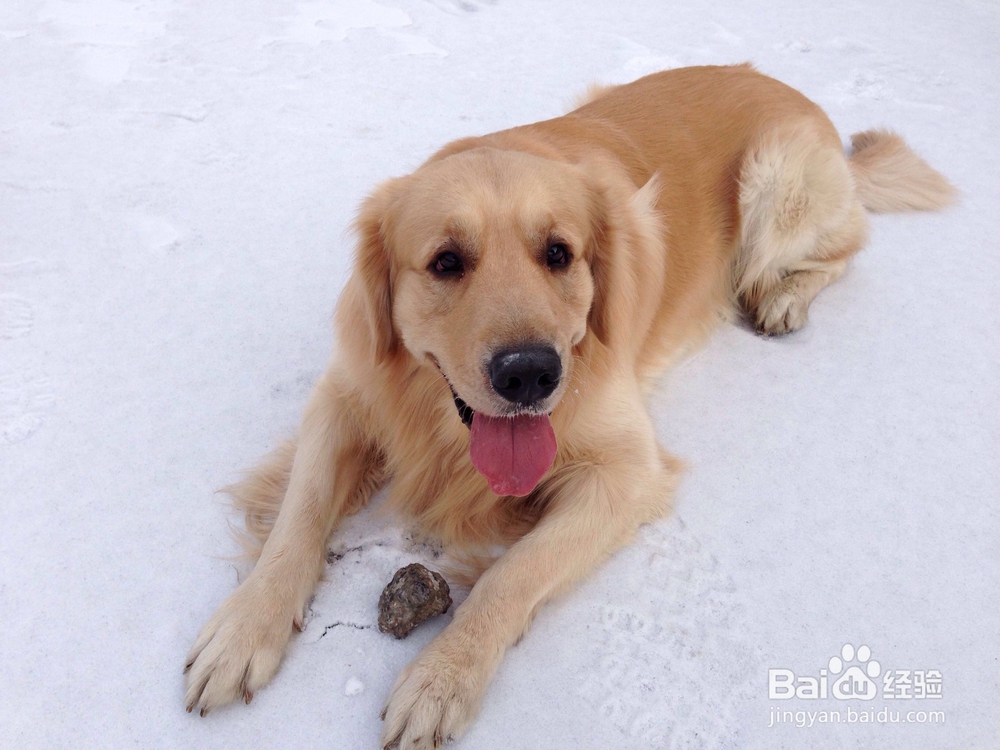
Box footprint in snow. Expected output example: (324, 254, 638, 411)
(577, 517, 758, 748)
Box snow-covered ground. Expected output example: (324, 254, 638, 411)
(2, 0, 997, 748)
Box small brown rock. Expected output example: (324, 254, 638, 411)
(378, 563, 452, 639)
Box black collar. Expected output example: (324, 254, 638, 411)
(431, 358, 474, 429)
(449, 385, 474, 428)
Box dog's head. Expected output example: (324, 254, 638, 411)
(352, 146, 658, 495)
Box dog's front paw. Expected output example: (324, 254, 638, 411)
(754, 278, 810, 335)
(183, 581, 298, 716)
(380, 632, 494, 749)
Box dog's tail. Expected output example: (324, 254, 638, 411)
(848, 129, 956, 213)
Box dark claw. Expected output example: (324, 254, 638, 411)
(238, 668, 252, 704)
(293, 617, 303, 633)
(380, 707, 387, 721)
(183, 660, 193, 674)
(200, 707, 208, 718)
(238, 663, 250, 697)
(188, 674, 209, 714)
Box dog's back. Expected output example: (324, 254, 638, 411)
(543, 65, 953, 358)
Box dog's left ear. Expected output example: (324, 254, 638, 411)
(583, 163, 662, 347)
(352, 178, 406, 364)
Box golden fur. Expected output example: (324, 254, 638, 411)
(183, 65, 954, 746)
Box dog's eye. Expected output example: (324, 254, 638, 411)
(546, 242, 570, 268)
(431, 251, 463, 277)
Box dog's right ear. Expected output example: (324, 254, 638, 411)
(352, 178, 405, 364)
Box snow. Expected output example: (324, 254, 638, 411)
(345, 677, 365, 697)
(1, 0, 997, 748)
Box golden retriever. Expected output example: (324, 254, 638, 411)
(183, 64, 954, 747)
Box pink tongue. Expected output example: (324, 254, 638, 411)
(469, 413, 557, 496)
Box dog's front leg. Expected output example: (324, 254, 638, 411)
(184, 366, 374, 715)
(380, 444, 675, 749)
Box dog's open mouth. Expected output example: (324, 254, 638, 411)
(450, 388, 557, 497)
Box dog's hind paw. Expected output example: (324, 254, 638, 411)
(752, 277, 811, 336)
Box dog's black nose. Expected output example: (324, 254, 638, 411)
(489, 345, 562, 406)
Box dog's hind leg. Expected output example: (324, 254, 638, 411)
(735, 121, 868, 335)
(226, 436, 386, 565)
(224, 440, 295, 563)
